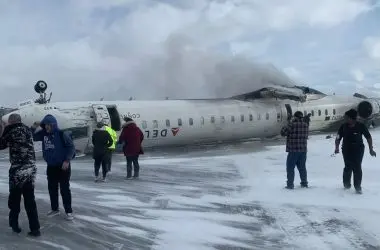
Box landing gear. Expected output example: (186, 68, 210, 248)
(34, 80, 52, 104)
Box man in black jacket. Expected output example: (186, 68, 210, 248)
(0, 113, 41, 236)
(92, 122, 113, 182)
(335, 109, 376, 194)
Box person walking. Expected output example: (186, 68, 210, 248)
(118, 117, 144, 179)
(280, 111, 309, 189)
(31, 114, 76, 220)
(92, 122, 113, 182)
(0, 113, 41, 236)
(104, 122, 117, 172)
(335, 109, 376, 194)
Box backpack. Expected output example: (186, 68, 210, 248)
(59, 130, 76, 159)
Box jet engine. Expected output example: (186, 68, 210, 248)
(357, 99, 380, 119)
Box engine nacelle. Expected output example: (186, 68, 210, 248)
(357, 99, 380, 119)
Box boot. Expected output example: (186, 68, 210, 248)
(28, 230, 41, 237)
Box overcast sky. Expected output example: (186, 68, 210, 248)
(0, 0, 379, 106)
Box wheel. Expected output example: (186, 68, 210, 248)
(34, 80, 48, 93)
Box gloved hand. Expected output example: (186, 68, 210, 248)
(32, 121, 40, 128)
(370, 148, 376, 157)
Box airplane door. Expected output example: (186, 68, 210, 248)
(285, 104, 292, 121)
(92, 105, 111, 125)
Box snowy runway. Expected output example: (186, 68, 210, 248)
(0, 132, 379, 249)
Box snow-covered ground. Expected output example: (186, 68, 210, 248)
(0, 130, 379, 249)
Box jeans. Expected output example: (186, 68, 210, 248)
(126, 155, 140, 178)
(286, 152, 308, 187)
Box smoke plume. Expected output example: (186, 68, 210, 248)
(95, 34, 298, 101)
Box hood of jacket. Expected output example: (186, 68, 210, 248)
(123, 121, 136, 128)
(40, 114, 59, 132)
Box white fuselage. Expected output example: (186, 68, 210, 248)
(0, 95, 365, 154)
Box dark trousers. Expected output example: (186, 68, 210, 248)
(342, 146, 364, 189)
(126, 155, 140, 178)
(8, 181, 40, 232)
(107, 149, 114, 171)
(47, 165, 72, 214)
(94, 153, 109, 178)
(286, 152, 308, 187)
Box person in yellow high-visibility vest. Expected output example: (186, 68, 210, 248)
(103, 122, 117, 172)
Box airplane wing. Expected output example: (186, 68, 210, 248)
(230, 85, 312, 102)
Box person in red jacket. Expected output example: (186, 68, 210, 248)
(118, 117, 144, 179)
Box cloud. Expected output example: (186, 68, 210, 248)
(363, 36, 380, 60)
(0, 0, 378, 105)
(351, 69, 365, 82)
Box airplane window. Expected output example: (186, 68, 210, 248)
(211, 116, 215, 123)
(189, 118, 193, 126)
(333, 109, 336, 115)
(220, 116, 225, 123)
(325, 109, 328, 115)
(257, 114, 261, 120)
(241, 115, 244, 122)
(200, 116, 205, 125)
(231, 116, 235, 122)
(178, 118, 182, 126)
(166, 119, 170, 127)
(266, 113, 269, 120)
(153, 120, 158, 128)
(249, 114, 253, 121)
(318, 110, 321, 116)
(311, 110, 314, 116)
(142, 121, 147, 129)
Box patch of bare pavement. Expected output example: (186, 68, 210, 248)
(0, 140, 378, 249)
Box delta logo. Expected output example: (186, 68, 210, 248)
(171, 127, 180, 136)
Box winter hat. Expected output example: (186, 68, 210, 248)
(96, 122, 104, 128)
(294, 111, 303, 118)
(345, 109, 357, 120)
(8, 113, 22, 124)
(124, 117, 133, 123)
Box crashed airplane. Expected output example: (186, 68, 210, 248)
(1, 80, 379, 155)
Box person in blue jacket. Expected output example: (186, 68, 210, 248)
(31, 114, 75, 220)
